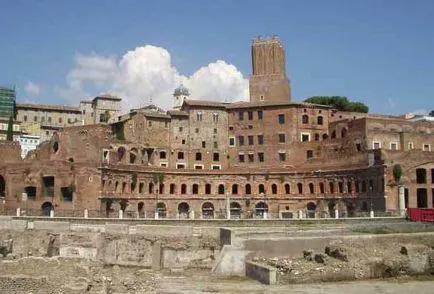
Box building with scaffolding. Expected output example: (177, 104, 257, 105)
(0, 86, 16, 119)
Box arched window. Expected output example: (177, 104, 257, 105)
(258, 184, 265, 194)
(192, 184, 199, 194)
(302, 115, 309, 124)
(245, 184, 251, 195)
(284, 183, 290, 194)
(297, 183, 303, 194)
(347, 181, 352, 193)
(218, 184, 225, 194)
(329, 182, 334, 194)
(271, 184, 277, 194)
(181, 184, 187, 194)
(170, 184, 176, 194)
(309, 183, 314, 194)
(205, 184, 211, 194)
(148, 182, 154, 194)
(232, 184, 238, 195)
(361, 180, 367, 193)
(319, 182, 325, 194)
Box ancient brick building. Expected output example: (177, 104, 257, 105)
(0, 36, 433, 219)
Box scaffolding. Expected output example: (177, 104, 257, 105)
(0, 85, 16, 118)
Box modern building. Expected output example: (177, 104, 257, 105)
(19, 134, 40, 158)
(0, 86, 16, 119)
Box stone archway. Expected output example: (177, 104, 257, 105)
(138, 202, 145, 218)
(178, 202, 190, 219)
(254, 202, 268, 219)
(0, 175, 5, 198)
(230, 202, 242, 219)
(202, 202, 214, 219)
(306, 202, 316, 218)
(41, 202, 53, 216)
(157, 202, 167, 218)
(328, 201, 336, 218)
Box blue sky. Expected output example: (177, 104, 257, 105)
(0, 0, 433, 114)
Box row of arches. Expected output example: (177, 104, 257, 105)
(103, 178, 382, 196)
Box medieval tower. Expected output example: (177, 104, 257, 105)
(249, 36, 291, 103)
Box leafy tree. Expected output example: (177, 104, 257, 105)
(393, 164, 403, 183)
(6, 116, 13, 141)
(304, 96, 369, 113)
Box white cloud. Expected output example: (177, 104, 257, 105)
(24, 81, 42, 97)
(57, 45, 249, 110)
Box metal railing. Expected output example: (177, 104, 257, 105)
(0, 207, 405, 220)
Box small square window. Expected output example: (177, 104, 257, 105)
(229, 137, 235, 146)
(279, 152, 286, 161)
(248, 154, 254, 162)
(195, 152, 202, 161)
(423, 144, 431, 151)
(160, 151, 166, 159)
(178, 152, 184, 160)
(182, 139, 186, 145)
(179, 127, 183, 132)
(238, 154, 245, 162)
(195, 128, 199, 133)
(306, 150, 313, 159)
(213, 152, 220, 161)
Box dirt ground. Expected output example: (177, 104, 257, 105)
(251, 236, 434, 284)
(1, 257, 434, 293)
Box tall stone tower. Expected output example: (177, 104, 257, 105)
(249, 36, 291, 103)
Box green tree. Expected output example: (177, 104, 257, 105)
(6, 116, 13, 141)
(304, 96, 369, 113)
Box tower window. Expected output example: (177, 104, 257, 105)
(278, 114, 285, 124)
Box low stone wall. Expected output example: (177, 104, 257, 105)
(0, 219, 221, 271)
(245, 261, 277, 285)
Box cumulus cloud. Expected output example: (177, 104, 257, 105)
(57, 45, 249, 110)
(24, 81, 42, 97)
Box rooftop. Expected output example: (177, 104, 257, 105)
(16, 103, 81, 113)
